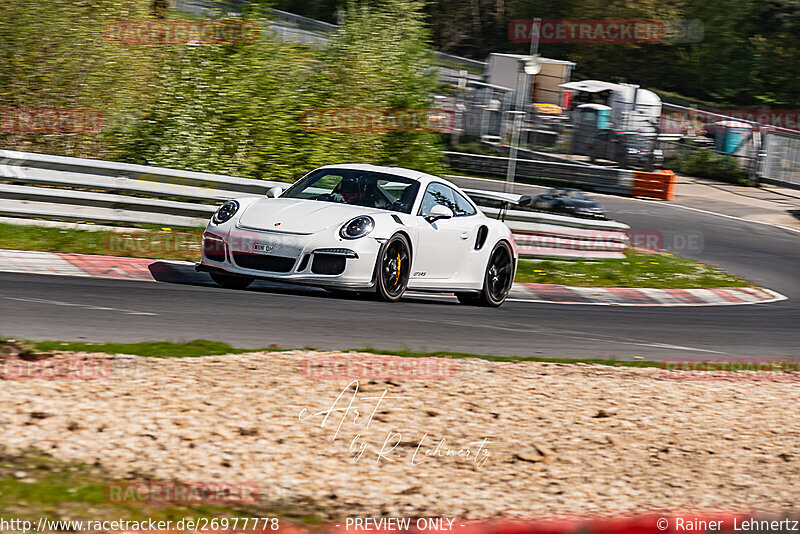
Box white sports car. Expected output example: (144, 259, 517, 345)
(197, 164, 530, 307)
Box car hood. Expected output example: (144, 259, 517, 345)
(237, 198, 383, 233)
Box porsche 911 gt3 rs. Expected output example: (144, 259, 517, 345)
(196, 164, 530, 307)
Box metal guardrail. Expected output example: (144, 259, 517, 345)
(445, 151, 635, 195)
(445, 151, 676, 200)
(0, 149, 283, 227)
(0, 149, 629, 258)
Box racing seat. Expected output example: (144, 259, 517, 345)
(393, 185, 417, 213)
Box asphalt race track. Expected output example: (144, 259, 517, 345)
(2, 193, 799, 361)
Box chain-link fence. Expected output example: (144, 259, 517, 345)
(760, 130, 800, 187)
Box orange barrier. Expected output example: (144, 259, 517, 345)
(631, 169, 676, 200)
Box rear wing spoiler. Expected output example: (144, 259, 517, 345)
(462, 188, 532, 221)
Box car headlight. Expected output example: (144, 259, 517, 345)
(213, 200, 239, 224)
(340, 216, 375, 239)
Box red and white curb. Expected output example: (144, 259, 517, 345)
(513, 282, 787, 306)
(0, 249, 203, 283)
(0, 249, 787, 306)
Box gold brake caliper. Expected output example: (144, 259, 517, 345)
(395, 252, 401, 285)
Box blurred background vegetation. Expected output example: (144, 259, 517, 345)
(281, 0, 800, 107)
(1, 0, 797, 181)
(0, 0, 446, 181)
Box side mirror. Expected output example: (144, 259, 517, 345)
(267, 186, 284, 198)
(425, 204, 454, 223)
(518, 195, 532, 207)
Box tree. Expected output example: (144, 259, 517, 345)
(0, 0, 159, 158)
(306, 0, 446, 174)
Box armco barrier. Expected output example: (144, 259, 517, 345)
(446, 151, 676, 200)
(0, 149, 629, 259)
(478, 207, 630, 259)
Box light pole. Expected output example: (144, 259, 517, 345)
(529, 17, 541, 56)
(505, 56, 541, 193)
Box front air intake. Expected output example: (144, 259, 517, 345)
(311, 254, 346, 275)
(232, 253, 295, 272)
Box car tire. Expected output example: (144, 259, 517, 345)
(210, 272, 255, 290)
(375, 233, 411, 302)
(474, 241, 514, 307)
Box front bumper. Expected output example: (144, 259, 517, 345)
(198, 223, 383, 289)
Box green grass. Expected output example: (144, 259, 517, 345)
(515, 251, 752, 288)
(31, 339, 281, 358)
(0, 223, 204, 262)
(354, 347, 664, 368)
(2, 223, 753, 289)
(0, 449, 295, 522)
(0, 338, 678, 369)
(8, 337, 793, 375)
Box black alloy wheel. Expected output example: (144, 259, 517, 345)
(458, 241, 514, 307)
(375, 234, 411, 302)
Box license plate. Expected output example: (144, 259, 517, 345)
(253, 243, 275, 253)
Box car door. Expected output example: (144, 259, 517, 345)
(412, 182, 477, 280)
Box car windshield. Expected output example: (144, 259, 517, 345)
(564, 190, 588, 200)
(619, 133, 656, 150)
(281, 169, 421, 214)
(548, 189, 587, 200)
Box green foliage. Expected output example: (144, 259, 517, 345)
(275, 0, 800, 107)
(0, 0, 161, 158)
(303, 0, 446, 174)
(665, 148, 752, 185)
(115, 38, 319, 181)
(1, 0, 446, 181)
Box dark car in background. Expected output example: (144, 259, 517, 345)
(532, 188, 607, 219)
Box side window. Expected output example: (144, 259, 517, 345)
(451, 189, 477, 216)
(419, 183, 456, 216)
(419, 183, 477, 217)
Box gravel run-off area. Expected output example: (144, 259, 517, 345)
(1, 349, 799, 519)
